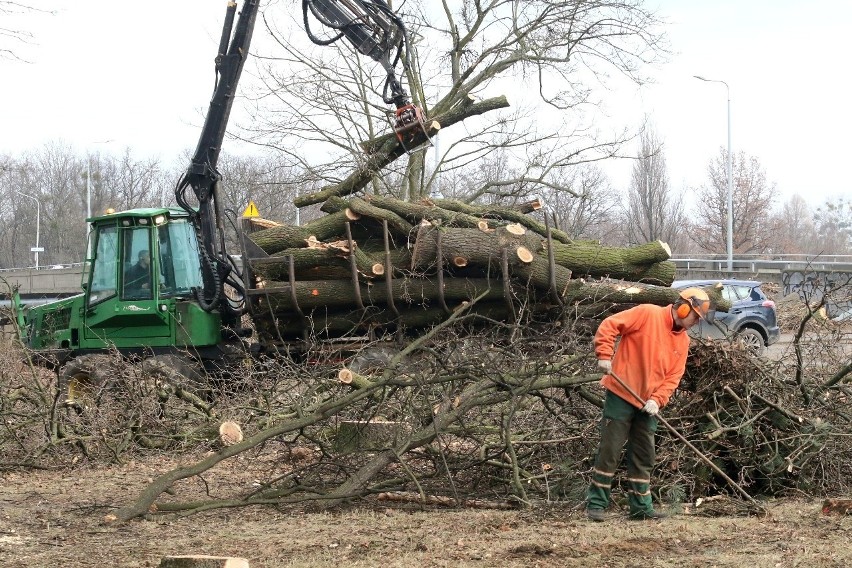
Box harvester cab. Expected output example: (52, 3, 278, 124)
(21, 208, 223, 359)
(82, 208, 222, 347)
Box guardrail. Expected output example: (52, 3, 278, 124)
(671, 257, 852, 274)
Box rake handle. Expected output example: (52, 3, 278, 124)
(608, 370, 761, 508)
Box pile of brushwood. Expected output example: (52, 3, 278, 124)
(240, 195, 691, 343)
(2, 289, 851, 522)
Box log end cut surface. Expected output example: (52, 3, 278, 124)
(159, 556, 249, 568)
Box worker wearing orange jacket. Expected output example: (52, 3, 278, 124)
(586, 288, 711, 521)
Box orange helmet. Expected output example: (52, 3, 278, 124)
(677, 287, 711, 320)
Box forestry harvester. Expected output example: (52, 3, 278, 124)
(14, 0, 437, 402)
(13, 1, 686, 406)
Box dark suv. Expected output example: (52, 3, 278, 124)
(672, 279, 781, 356)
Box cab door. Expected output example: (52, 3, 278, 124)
(81, 223, 171, 348)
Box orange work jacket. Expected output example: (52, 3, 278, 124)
(594, 303, 690, 409)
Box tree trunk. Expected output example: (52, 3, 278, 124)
(250, 211, 354, 254)
(294, 96, 510, 207)
(547, 240, 674, 284)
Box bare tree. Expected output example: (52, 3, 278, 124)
(541, 163, 623, 243)
(103, 149, 164, 211)
(244, 1, 667, 207)
(770, 194, 818, 255)
(0, 2, 55, 62)
(690, 149, 778, 255)
(624, 127, 686, 250)
(813, 197, 852, 255)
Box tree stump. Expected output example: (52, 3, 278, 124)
(159, 556, 249, 568)
(334, 419, 412, 453)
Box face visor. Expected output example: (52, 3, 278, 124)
(685, 294, 714, 324)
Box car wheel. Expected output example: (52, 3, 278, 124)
(737, 328, 764, 357)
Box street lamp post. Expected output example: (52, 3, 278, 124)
(87, 140, 113, 258)
(87, 139, 114, 222)
(87, 158, 93, 221)
(16, 191, 41, 269)
(694, 75, 733, 272)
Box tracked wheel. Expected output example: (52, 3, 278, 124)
(140, 354, 211, 415)
(57, 354, 113, 409)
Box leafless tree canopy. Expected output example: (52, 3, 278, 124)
(813, 197, 852, 255)
(0, 2, 54, 62)
(624, 126, 686, 250)
(244, 0, 668, 205)
(0, 146, 303, 269)
(690, 149, 779, 255)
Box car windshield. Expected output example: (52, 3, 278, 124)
(675, 282, 765, 305)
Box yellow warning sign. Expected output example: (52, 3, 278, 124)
(242, 200, 260, 218)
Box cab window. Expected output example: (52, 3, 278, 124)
(158, 219, 203, 297)
(122, 227, 153, 300)
(87, 225, 118, 307)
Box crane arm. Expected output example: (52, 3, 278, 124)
(175, 0, 259, 316)
(303, 0, 409, 107)
(177, 0, 423, 317)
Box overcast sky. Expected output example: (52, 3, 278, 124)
(3, 1, 849, 207)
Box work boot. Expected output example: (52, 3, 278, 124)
(629, 509, 668, 520)
(586, 508, 607, 522)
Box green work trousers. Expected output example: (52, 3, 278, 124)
(587, 390, 659, 515)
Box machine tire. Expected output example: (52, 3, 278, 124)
(57, 354, 112, 409)
(737, 328, 765, 357)
(141, 354, 204, 389)
(140, 354, 210, 409)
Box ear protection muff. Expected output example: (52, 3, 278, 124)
(676, 301, 692, 319)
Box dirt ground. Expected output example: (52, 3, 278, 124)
(1, 319, 849, 567)
(1, 450, 851, 568)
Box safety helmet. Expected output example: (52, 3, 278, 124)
(677, 287, 711, 320)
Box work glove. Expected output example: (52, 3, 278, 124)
(597, 359, 612, 373)
(642, 399, 660, 415)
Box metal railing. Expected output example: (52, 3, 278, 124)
(0, 262, 86, 272)
(671, 256, 852, 274)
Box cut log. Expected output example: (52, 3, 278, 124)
(344, 208, 361, 221)
(218, 421, 243, 447)
(822, 499, 852, 515)
(334, 419, 412, 453)
(411, 225, 542, 272)
(516, 246, 534, 264)
(338, 368, 376, 390)
(367, 194, 493, 230)
(433, 198, 571, 243)
(321, 195, 415, 236)
(252, 242, 385, 281)
(432, 197, 542, 217)
(250, 277, 505, 312)
(245, 217, 280, 230)
(546, 240, 675, 285)
(159, 556, 249, 568)
(250, 210, 354, 254)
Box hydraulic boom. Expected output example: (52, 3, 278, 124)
(176, 0, 425, 319)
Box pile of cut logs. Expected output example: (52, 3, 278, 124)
(241, 195, 717, 342)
